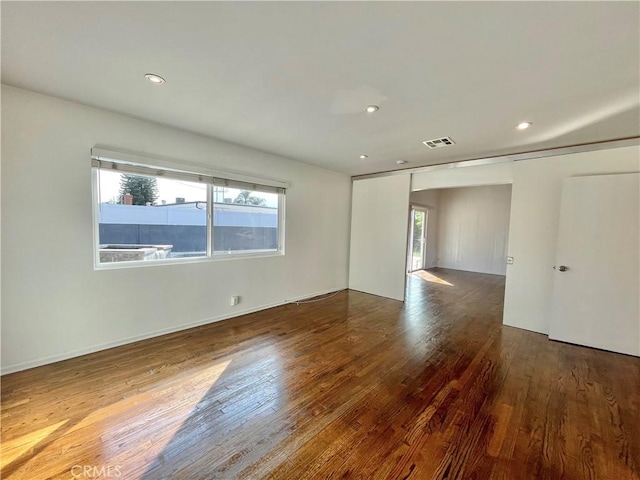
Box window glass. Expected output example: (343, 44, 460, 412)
(93, 162, 285, 267)
(212, 187, 279, 254)
(97, 170, 207, 263)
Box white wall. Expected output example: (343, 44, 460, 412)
(349, 175, 411, 301)
(1, 85, 351, 374)
(504, 145, 640, 334)
(409, 189, 439, 269)
(411, 162, 513, 191)
(436, 185, 512, 275)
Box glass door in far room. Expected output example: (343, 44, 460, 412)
(407, 207, 427, 273)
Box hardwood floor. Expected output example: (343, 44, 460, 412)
(2, 268, 639, 479)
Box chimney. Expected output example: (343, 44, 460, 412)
(123, 193, 133, 205)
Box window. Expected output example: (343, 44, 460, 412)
(92, 150, 285, 267)
(212, 187, 280, 255)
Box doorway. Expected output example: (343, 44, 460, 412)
(407, 207, 427, 273)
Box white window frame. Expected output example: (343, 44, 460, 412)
(91, 148, 287, 270)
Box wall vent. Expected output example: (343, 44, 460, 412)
(422, 136, 455, 149)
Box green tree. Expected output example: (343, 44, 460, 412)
(234, 190, 266, 206)
(119, 174, 158, 205)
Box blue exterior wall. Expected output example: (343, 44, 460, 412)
(98, 203, 278, 253)
(99, 203, 277, 227)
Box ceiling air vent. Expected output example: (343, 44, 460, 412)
(422, 136, 455, 149)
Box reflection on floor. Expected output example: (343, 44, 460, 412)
(410, 268, 454, 286)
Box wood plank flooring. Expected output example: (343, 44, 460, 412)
(2, 268, 639, 479)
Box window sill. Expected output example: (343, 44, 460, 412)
(94, 250, 284, 270)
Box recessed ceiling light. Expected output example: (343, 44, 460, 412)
(365, 105, 379, 113)
(516, 121, 532, 130)
(144, 73, 165, 84)
(360, 154, 368, 159)
(396, 160, 407, 165)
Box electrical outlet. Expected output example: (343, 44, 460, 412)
(230, 296, 240, 306)
(507, 256, 514, 265)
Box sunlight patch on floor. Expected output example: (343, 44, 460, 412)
(3, 359, 232, 479)
(411, 270, 454, 286)
(88, 359, 233, 460)
(1, 419, 69, 469)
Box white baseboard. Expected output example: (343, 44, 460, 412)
(434, 265, 506, 276)
(1, 287, 344, 376)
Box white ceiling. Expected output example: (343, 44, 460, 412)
(2, 2, 639, 176)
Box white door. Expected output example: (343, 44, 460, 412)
(349, 175, 411, 301)
(549, 173, 639, 356)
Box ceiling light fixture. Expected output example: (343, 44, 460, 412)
(516, 121, 532, 130)
(144, 73, 166, 84)
(365, 105, 379, 113)
(360, 154, 368, 159)
(396, 160, 407, 165)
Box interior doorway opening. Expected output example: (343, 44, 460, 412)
(406, 185, 512, 289)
